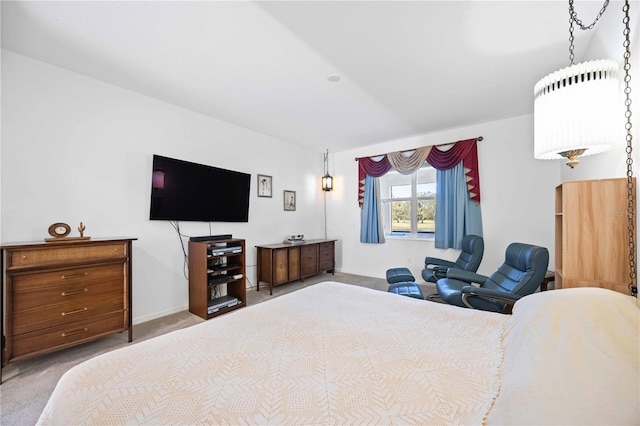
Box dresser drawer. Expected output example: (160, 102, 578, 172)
(300, 245, 317, 261)
(12, 263, 123, 293)
(12, 289, 125, 335)
(8, 243, 126, 268)
(12, 275, 124, 313)
(10, 264, 125, 334)
(11, 312, 127, 360)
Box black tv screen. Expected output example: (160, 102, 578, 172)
(149, 155, 251, 222)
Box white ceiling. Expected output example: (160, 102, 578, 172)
(1, 1, 613, 153)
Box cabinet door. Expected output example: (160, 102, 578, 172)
(274, 248, 289, 284)
(288, 246, 300, 281)
(300, 245, 318, 278)
(563, 179, 632, 293)
(318, 241, 334, 271)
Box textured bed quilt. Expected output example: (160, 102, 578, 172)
(37, 281, 639, 425)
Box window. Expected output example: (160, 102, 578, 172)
(380, 164, 436, 239)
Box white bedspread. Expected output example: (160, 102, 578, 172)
(37, 282, 640, 425)
(486, 287, 640, 425)
(37, 282, 507, 425)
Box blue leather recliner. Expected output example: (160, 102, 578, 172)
(421, 234, 484, 283)
(436, 242, 549, 313)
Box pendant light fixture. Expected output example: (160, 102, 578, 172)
(534, 0, 618, 168)
(322, 149, 333, 191)
(537, 0, 636, 296)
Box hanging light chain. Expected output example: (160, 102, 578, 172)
(568, 14, 575, 65)
(564, 0, 635, 296)
(569, 0, 609, 30)
(324, 149, 329, 175)
(621, 0, 637, 297)
(568, 0, 610, 65)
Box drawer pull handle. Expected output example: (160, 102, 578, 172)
(61, 328, 88, 337)
(61, 273, 88, 280)
(61, 288, 88, 297)
(61, 307, 88, 316)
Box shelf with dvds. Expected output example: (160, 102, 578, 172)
(189, 238, 246, 320)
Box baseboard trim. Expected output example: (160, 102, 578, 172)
(133, 304, 189, 326)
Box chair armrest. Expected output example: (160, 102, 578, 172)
(445, 269, 487, 284)
(431, 265, 449, 280)
(425, 257, 456, 268)
(460, 286, 522, 310)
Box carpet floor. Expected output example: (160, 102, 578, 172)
(0, 272, 436, 425)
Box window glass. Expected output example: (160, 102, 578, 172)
(416, 166, 436, 234)
(380, 164, 436, 239)
(391, 200, 411, 233)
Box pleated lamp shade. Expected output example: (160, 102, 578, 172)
(534, 59, 620, 168)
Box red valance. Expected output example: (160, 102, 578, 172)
(357, 138, 481, 207)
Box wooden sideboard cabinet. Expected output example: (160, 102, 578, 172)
(555, 178, 635, 295)
(1, 237, 136, 384)
(256, 239, 336, 295)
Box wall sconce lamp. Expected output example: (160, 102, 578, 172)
(534, 0, 619, 168)
(322, 149, 333, 191)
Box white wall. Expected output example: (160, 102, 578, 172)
(1, 50, 327, 323)
(327, 114, 560, 281)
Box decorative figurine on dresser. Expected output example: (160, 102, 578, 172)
(0, 222, 136, 383)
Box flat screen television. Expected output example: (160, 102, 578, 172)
(149, 154, 251, 222)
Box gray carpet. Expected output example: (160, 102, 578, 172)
(0, 272, 435, 425)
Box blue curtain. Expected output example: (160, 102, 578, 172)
(435, 163, 483, 249)
(360, 175, 385, 243)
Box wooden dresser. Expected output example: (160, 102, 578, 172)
(1, 237, 136, 383)
(256, 239, 336, 295)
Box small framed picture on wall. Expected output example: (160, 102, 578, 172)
(257, 174, 272, 198)
(284, 190, 296, 211)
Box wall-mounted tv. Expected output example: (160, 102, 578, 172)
(149, 154, 251, 222)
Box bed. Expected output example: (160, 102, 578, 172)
(37, 281, 639, 425)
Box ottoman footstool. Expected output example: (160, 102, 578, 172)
(386, 267, 415, 284)
(388, 281, 424, 299)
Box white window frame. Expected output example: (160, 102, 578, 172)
(380, 164, 436, 240)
